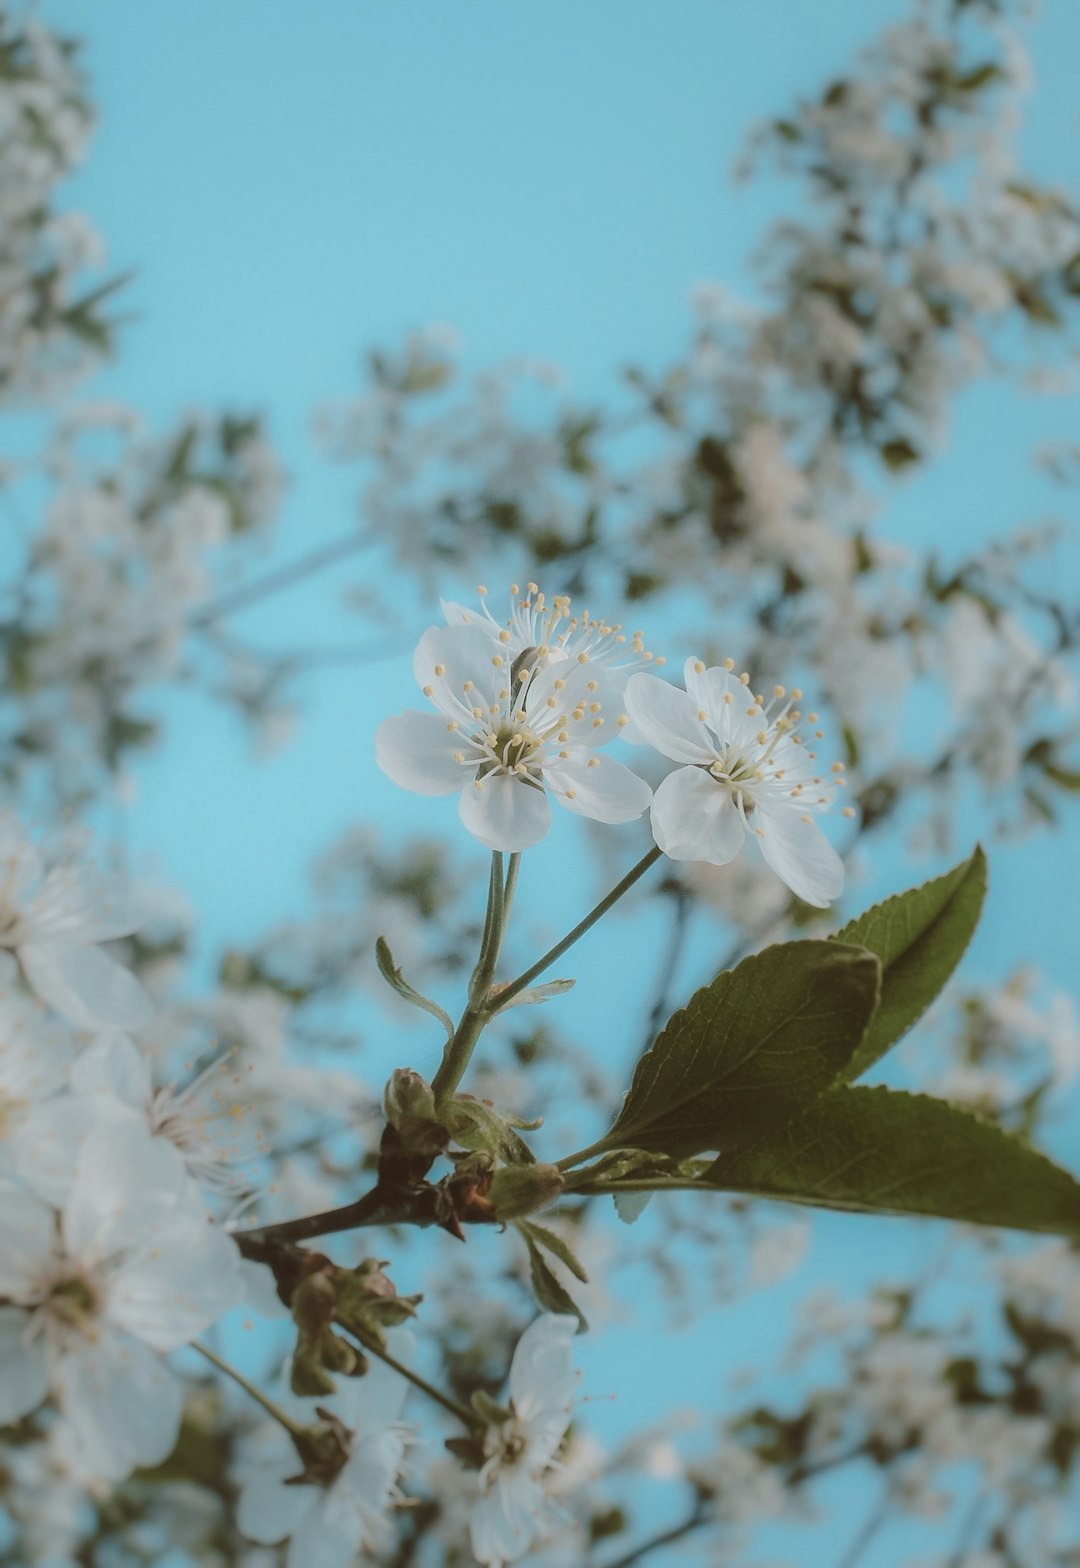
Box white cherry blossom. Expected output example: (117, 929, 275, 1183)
(471, 1313, 580, 1567)
(0, 994, 83, 1204)
(70, 1032, 264, 1200)
(625, 658, 847, 907)
(0, 814, 152, 1029)
(237, 1331, 414, 1568)
(441, 580, 663, 722)
(376, 622, 651, 852)
(0, 1117, 240, 1479)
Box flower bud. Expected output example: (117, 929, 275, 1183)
(488, 1162, 564, 1221)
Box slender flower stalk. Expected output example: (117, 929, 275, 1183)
(194, 1341, 307, 1440)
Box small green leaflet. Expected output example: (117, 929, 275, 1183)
(374, 936, 454, 1042)
(600, 941, 881, 1160)
(832, 846, 986, 1082)
(524, 1234, 588, 1330)
(703, 1086, 1080, 1237)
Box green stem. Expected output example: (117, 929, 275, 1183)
(502, 851, 521, 922)
(495, 845, 663, 1011)
(557, 1137, 619, 1172)
(358, 1335, 477, 1429)
(433, 851, 508, 1104)
(193, 1341, 305, 1439)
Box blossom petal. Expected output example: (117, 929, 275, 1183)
(545, 752, 651, 825)
(509, 1313, 578, 1460)
(62, 1117, 186, 1263)
(0, 1307, 49, 1423)
(375, 710, 471, 796)
(54, 1329, 183, 1481)
(70, 1032, 152, 1106)
(458, 776, 552, 852)
(18, 939, 152, 1031)
(0, 1179, 57, 1298)
(624, 674, 715, 763)
(287, 1489, 365, 1568)
(650, 767, 745, 865)
(683, 657, 759, 749)
(754, 806, 845, 908)
(413, 624, 504, 718)
(237, 1457, 313, 1544)
(109, 1214, 240, 1350)
(471, 1466, 547, 1566)
(6, 1094, 121, 1208)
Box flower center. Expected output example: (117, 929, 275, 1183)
(485, 1414, 530, 1473)
(476, 723, 543, 783)
(47, 1275, 99, 1339)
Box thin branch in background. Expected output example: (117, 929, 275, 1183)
(597, 1504, 708, 1568)
(189, 529, 375, 626)
(836, 1497, 890, 1568)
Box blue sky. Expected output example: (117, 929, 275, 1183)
(32, 2, 1080, 1561)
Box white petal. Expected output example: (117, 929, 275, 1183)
(0, 1179, 57, 1298)
(70, 1033, 152, 1106)
(754, 806, 845, 908)
(650, 767, 746, 865)
(62, 1117, 187, 1263)
(237, 1457, 313, 1544)
(109, 1214, 240, 1350)
(287, 1489, 365, 1568)
(545, 751, 652, 825)
(6, 1094, 124, 1207)
(27, 864, 141, 942)
(509, 1313, 578, 1453)
(54, 1330, 183, 1481)
(471, 1468, 547, 1566)
(18, 939, 152, 1030)
(458, 776, 552, 852)
(623, 674, 716, 764)
(441, 597, 495, 631)
(375, 710, 471, 796)
(683, 658, 759, 749)
(0, 814, 43, 899)
(413, 624, 504, 718)
(0, 1307, 49, 1422)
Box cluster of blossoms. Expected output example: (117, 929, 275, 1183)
(377, 583, 849, 907)
(0, 16, 107, 405)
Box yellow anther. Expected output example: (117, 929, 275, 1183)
(577, 652, 588, 664)
(739, 672, 750, 685)
(446, 720, 459, 731)
(617, 714, 629, 727)
(463, 680, 474, 692)
(843, 806, 856, 818)
(698, 709, 708, 722)
(434, 663, 446, 677)
(723, 692, 734, 705)
(723, 658, 734, 671)
(565, 788, 577, 799)
(694, 660, 705, 673)
(587, 680, 598, 692)
(587, 757, 599, 768)
(491, 655, 504, 668)
(773, 685, 785, 698)
(422, 684, 434, 697)
(592, 718, 604, 729)
(499, 629, 511, 643)
(477, 584, 488, 595)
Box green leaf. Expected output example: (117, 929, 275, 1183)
(374, 936, 454, 1042)
(601, 941, 881, 1160)
(524, 1236, 588, 1329)
(702, 1086, 1080, 1237)
(517, 1220, 589, 1283)
(445, 1096, 539, 1164)
(832, 846, 986, 1083)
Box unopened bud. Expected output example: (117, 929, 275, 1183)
(488, 1162, 564, 1221)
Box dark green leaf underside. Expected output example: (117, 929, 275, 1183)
(703, 1085, 1080, 1237)
(605, 941, 881, 1159)
(833, 846, 986, 1082)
